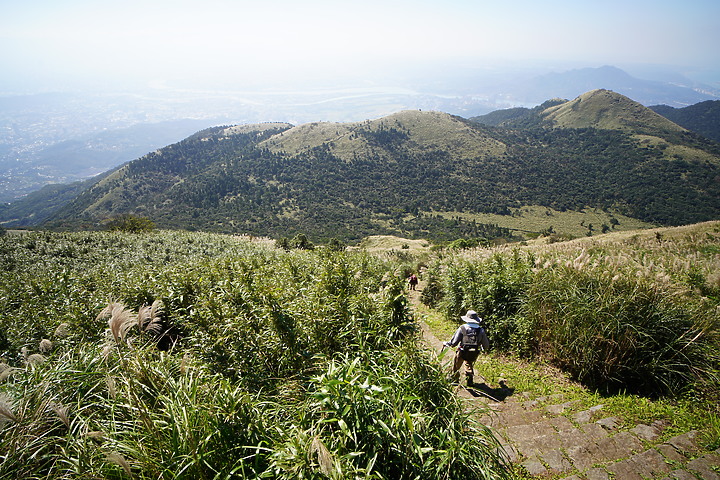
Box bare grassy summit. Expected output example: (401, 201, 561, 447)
(260, 110, 506, 160)
(541, 89, 687, 134)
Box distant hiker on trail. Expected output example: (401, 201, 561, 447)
(443, 310, 489, 386)
(408, 273, 418, 290)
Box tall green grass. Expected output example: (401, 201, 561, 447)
(0, 337, 509, 479)
(425, 223, 720, 398)
(0, 230, 510, 479)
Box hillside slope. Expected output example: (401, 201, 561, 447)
(39, 94, 720, 241)
(651, 100, 720, 143)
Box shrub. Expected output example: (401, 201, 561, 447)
(105, 214, 155, 233)
(524, 265, 720, 395)
(431, 251, 534, 348)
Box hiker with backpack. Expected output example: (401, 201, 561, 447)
(443, 310, 489, 386)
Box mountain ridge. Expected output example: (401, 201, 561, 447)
(650, 100, 720, 143)
(9, 90, 720, 242)
(2, 65, 717, 203)
(257, 110, 508, 162)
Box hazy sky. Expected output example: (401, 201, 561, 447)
(1, 0, 719, 92)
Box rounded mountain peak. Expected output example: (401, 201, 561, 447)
(541, 89, 686, 133)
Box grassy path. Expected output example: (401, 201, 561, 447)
(407, 281, 720, 479)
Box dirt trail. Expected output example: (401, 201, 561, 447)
(407, 283, 720, 480)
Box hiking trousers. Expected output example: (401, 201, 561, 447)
(453, 348, 480, 380)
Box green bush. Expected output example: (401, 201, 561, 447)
(105, 214, 156, 233)
(0, 342, 274, 479)
(431, 251, 533, 348)
(523, 266, 720, 395)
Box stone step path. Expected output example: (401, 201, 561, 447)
(469, 390, 720, 479)
(408, 284, 720, 479)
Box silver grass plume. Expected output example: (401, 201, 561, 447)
(180, 353, 189, 374)
(137, 299, 164, 335)
(310, 435, 334, 476)
(0, 394, 17, 423)
(39, 339, 53, 353)
(0, 363, 11, 382)
(26, 353, 46, 367)
(85, 430, 106, 443)
(106, 376, 117, 399)
(54, 322, 70, 338)
(102, 344, 114, 360)
(106, 452, 133, 477)
(98, 302, 137, 343)
(50, 401, 70, 429)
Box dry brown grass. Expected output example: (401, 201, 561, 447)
(352, 235, 431, 254)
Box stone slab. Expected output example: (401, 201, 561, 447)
(521, 409, 545, 425)
(497, 412, 527, 427)
(686, 452, 720, 480)
(660, 469, 704, 480)
(606, 458, 645, 480)
(573, 405, 604, 424)
(656, 443, 688, 464)
(565, 444, 595, 471)
(596, 416, 620, 431)
(612, 431, 645, 458)
(581, 422, 609, 441)
(665, 430, 700, 454)
(505, 423, 535, 442)
(521, 457, 547, 477)
(630, 423, 662, 442)
(558, 427, 590, 450)
(540, 448, 573, 474)
(594, 435, 622, 463)
(497, 441, 519, 463)
(546, 400, 579, 415)
(584, 467, 611, 480)
(629, 448, 672, 477)
(550, 415, 576, 432)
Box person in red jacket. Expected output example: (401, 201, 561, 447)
(408, 273, 418, 290)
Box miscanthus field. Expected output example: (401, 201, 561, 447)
(1, 222, 719, 479)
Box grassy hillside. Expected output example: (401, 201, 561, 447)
(0, 229, 510, 479)
(31, 93, 720, 242)
(1, 222, 718, 478)
(541, 89, 686, 134)
(422, 220, 720, 397)
(429, 205, 654, 239)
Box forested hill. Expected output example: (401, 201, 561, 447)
(42, 91, 720, 242)
(650, 100, 720, 143)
